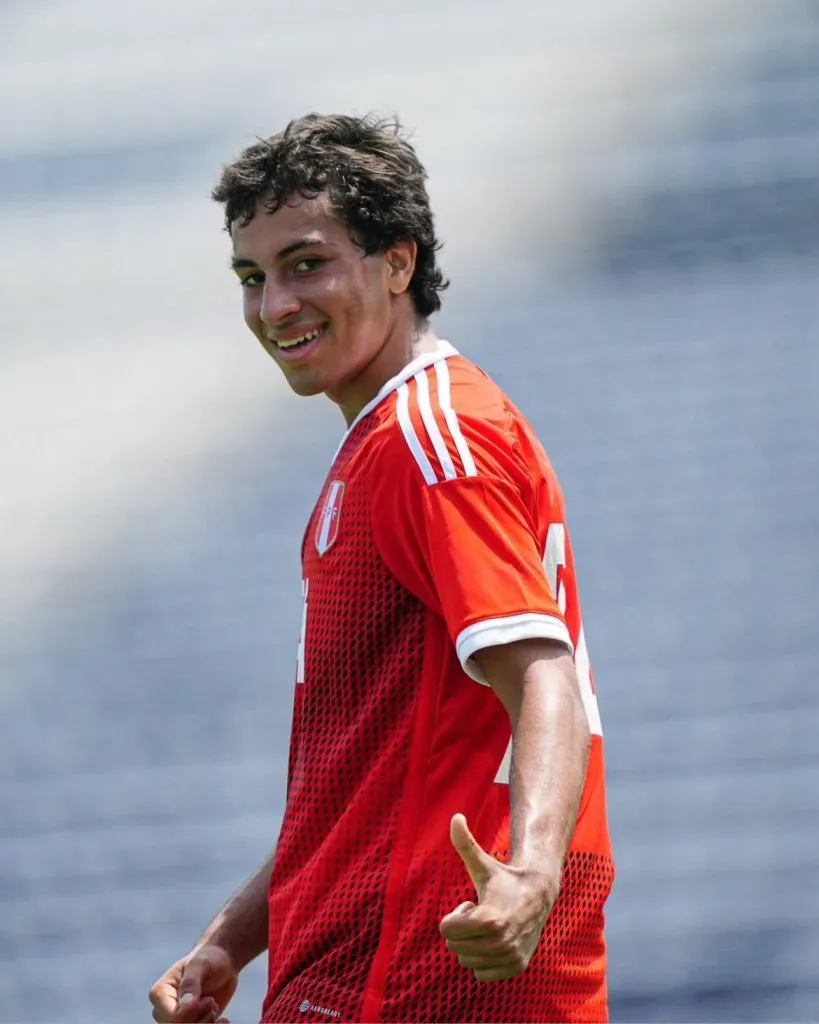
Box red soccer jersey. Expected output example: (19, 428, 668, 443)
(262, 341, 614, 1024)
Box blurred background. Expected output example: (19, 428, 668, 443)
(1, 0, 818, 1021)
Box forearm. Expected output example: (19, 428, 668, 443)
(476, 640, 590, 885)
(507, 661, 590, 879)
(191, 846, 276, 971)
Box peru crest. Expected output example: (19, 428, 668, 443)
(315, 480, 345, 556)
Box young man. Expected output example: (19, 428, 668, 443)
(149, 114, 614, 1024)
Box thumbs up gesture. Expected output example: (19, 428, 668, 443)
(439, 814, 560, 983)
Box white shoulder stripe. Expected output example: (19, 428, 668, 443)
(396, 364, 478, 485)
(434, 360, 477, 477)
(414, 369, 458, 481)
(396, 382, 437, 484)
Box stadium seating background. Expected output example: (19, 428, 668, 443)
(2, 2, 818, 1021)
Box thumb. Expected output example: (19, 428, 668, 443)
(450, 813, 496, 895)
(177, 957, 206, 1007)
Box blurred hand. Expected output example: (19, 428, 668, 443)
(149, 943, 239, 1023)
(440, 814, 559, 982)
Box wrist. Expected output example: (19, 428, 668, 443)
(189, 931, 246, 974)
(507, 857, 563, 911)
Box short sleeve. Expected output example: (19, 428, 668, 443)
(371, 379, 572, 683)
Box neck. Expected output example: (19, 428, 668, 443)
(336, 320, 440, 426)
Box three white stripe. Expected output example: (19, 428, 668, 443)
(435, 360, 477, 477)
(396, 363, 477, 484)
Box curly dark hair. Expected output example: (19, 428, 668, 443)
(211, 113, 449, 318)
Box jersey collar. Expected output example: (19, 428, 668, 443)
(335, 339, 459, 454)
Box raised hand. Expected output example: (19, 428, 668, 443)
(439, 813, 559, 982)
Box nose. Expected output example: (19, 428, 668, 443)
(259, 279, 301, 326)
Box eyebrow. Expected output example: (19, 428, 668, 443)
(231, 236, 330, 271)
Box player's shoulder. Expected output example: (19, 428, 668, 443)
(373, 348, 529, 487)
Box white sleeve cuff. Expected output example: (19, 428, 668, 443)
(455, 613, 574, 685)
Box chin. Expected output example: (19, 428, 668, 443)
(283, 374, 330, 399)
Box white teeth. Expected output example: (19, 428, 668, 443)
(277, 328, 321, 349)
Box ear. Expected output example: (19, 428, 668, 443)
(385, 239, 417, 297)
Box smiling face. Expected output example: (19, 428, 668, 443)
(231, 193, 418, 420)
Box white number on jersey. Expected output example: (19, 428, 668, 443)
(542, 522, 602, 737)
(495, 523, 602, 784)
(296, 579, 309, 685)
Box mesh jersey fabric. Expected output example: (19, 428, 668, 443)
(262, 342, 614, 1024)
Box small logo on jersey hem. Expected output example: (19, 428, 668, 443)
(298, 997, 342, 1018)
(315, 480, 345, 556)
